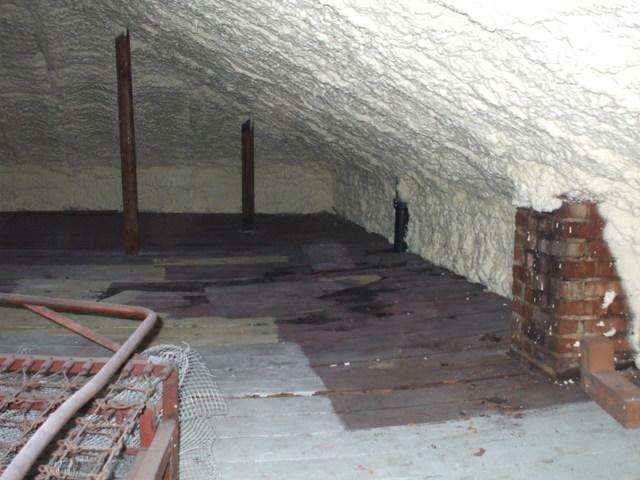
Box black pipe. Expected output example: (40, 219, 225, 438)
(393, 198, 409, 253)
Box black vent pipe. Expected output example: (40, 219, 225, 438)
(393, 197, 409, 253)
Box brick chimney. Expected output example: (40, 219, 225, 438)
(511, 201, 632, 377)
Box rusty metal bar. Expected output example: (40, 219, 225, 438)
(139, 405, 156, 449)
(0, 293, 157, 480)
(0, 293, 147, 319)
(162, 368, 179, 480)
(162, 368, 179, 420)
(116, 29, 140, 255)
(0, 354, 170, 378)
(166, 419, 180, 480)
(25, 304, 124, 355)
(128, 419, 178, 480)
(241, 119, 255, 227)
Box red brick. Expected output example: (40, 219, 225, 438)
(551, 219, 566, 236)
(586, 316, 629, 335)
(604, 295, 630, 316)
(550, 239, 587, 259)
(548, 336, 581, 354)
(551, 317, 580, 335)
(511, 312, 528, 333)
(523, 286, 535, 304)
(513, 265, 527, 283)
(533, 291, 552, 311)
(572, 316, 598, 332)
(614, 351, 635, 366)
(533, 310, 553, 329)
(554, 260, 595, 278)
(511, 312, 523, 329)
(511, 329, 521, 345)
(512, 279, 523, 298)
(513, 243, 524, 265)
(552, 355, 580, 378)
(554, 220, 604, 240)
(556, 202, 598, 220)
(551, 279, 584, 299)
(536, 237, 552, 255)
(525, 251, 536, 269)
(578, 336, 615, 374)
(513, 299, 534, 320)
(580, 319, 596, 334)
(510, 203, 626, 378)
(613, 337, 632, 354)
(584, 279, 624, 298)
(524, 325, 547, 346)
(551, 260, 617, 280)
(593, 261, 618, 279)
(515, 209, 529, 228)
(533, 273, 548, 292)
(588, 240, 612, 260)
(532, 343, 555, 367)
(554, 299, 599, 316)
(601, 315, 631, 335)
(534, 255, 551, 274)
(537, 217, 553, 235)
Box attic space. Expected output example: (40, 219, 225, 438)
(1, 1, 640, 479)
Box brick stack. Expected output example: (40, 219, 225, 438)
(511, 201, 632, 377)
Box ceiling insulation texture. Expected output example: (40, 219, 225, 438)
(1, 1, 639, 360)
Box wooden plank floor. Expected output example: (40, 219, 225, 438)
(2, 212, 637, 479)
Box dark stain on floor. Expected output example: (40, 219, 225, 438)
(0, 212, 586, 430)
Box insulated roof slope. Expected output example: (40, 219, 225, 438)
(1, 1, 639, 356)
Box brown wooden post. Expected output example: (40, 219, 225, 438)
(241, 119, 255, 227)
(116, 30, 140, 254)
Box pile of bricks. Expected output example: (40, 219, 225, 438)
(511, 201, 632, 377)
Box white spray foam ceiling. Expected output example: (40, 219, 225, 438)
(1, 0, 640, 352)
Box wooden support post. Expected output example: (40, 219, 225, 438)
(116, 30, 140, 254)
(241, 119, 255, 227)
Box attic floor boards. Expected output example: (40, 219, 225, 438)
(0, 212, 638, 478)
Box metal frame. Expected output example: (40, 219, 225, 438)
(0, 293, 178, 479)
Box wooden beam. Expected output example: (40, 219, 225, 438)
(116, 30, 140, 254)
(581, 336, 640, 428)
(241, 119, 255, 227)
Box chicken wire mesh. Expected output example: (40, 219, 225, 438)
(0, 344, 227, 480)
(141, 344, 228, 480)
